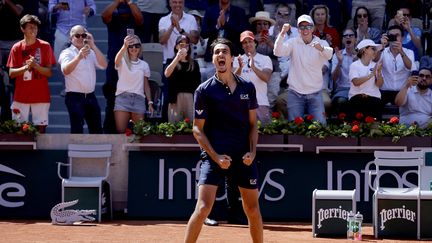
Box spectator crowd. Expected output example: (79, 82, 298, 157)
(0, 0, 431, 133)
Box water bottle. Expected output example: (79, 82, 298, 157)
(347, 210, 354, 240)
(353, 211, 363, 241)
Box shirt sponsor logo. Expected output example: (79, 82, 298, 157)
(195, 110, 203, 115)
(240, 94, 249, 100)
(250, 179, 257, 185)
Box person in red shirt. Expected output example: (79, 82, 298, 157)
(310, 4, 340, 49)
(7, 14, 55, 133)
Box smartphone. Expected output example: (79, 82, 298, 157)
(411, 70, 419, 76)
(127, 28, 134, 36)
(261, 29, 269, 37)
(397, 10, 403, 19)
(60, 2, 70, 10)
(387, 34, 397, 42)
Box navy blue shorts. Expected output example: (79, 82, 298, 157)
(198, 151, 259, 189)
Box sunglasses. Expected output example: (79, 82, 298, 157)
(419, 74, 431, 79)
(128, 43, 141, 49)
(277, 11, 290, 18)
(342, 34, 355, 38)
(74, 33, 87, 39)
(356, 14, 368, 18)
(298, 25, 314, 30)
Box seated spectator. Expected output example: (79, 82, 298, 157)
(390, 5, 422, 60)
(353, 6, 381, 44)
(395, 66, 432, 128)
(351, 0, 386, 31)
(348, 39, 383, 120)
(263, 0, 296, 26)
(58, 25, 107, 134)
(188, 9, 208, 83)
(268, 3, 298, 110)
(379, 25, 416, 108)
(310, 5, 338, 113)
(114, 34, 153, 133)
(310, 4, 340, 49)
(7, 14, 55, 133)
(234, 31, 272, 125)
(331, 28, 357, 116)
(164, 35, 201, 122)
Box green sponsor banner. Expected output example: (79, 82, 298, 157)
(127, 151, 379, 221)
(0, 150, 67, 219)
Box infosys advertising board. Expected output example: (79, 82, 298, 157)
(0, 150, 66, 218)
(127, 151, 420, 222)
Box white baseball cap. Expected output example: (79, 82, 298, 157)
(356, 39, 381, 51)
(297, 14, 314, 26)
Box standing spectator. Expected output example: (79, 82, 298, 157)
(101, 0, 143, 133)
(331, 28, 357, 116)
(7, 14, 55, 133)
(164, 35, 200, 122)
(395, 67, 432, 128)
(250, 11, 275, 58)
(48, 0, 96, 60)
(351, 0, 386, 31)
(184, 38, 262, 243)
(310, 4, 340, 49)
(274, 14, 333, 125)
(234, 31, 272, 125)
(136, 0, 169, 43)
(348, 39, 384, 120)
(201, 0, 247, 66)
(304, 0, 345, 32)
(158, 0, 199, 64)
(114, 34, 153, 133)
(392, 5, 422, 61)
(58, 25, 107, 134)
(379, 25, 416, 108)
(353, 6, 381, 44)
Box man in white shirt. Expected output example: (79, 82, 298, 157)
(158, 0, 199, 64)
(273, 14, 333, 125)
(379, 25, 416, 108)
(395, 67, 432, 128)
(58, 25, 108, 134)
(234, 30, 273, 125)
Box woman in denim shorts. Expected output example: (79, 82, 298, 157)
(114, 34, 154, 133)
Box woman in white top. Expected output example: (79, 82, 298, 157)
(348, 39, 384, 120)
(114, 35, 154, 133)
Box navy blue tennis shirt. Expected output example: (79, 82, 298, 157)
(194, 74, 258, 155)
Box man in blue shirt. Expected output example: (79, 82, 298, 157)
(184, 38, 263, 243)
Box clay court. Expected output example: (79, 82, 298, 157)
(0, 220, 424, 242)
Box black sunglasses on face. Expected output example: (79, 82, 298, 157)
(74, 33, 87, 39)
(298, 25, 313, 30)
(128, 43, 141, 49)
(343, 34, 355, 38)
(356, 14, 368, 18)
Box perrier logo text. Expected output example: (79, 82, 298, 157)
(380, 205, 416, 230)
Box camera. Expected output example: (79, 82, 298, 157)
(387, 34, 397, 42)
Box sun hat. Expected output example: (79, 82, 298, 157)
(249, 11, 276, 25)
